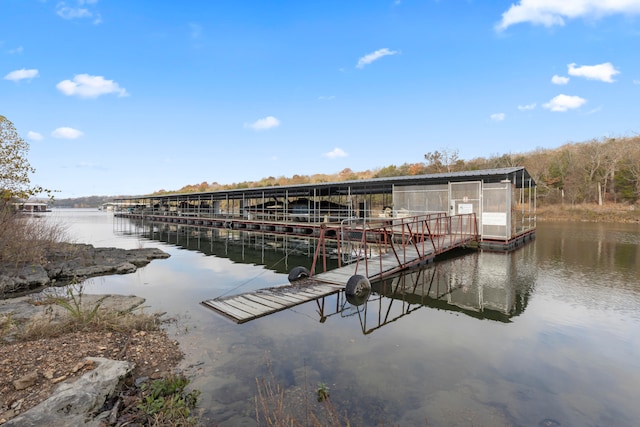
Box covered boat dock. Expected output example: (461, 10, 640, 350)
(114, 167, 536, 322)
(113, 166, 536, 249)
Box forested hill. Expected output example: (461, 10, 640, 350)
(55, 135, 639, 208)
(154, 135, 640, 206)
(53, 195, 117, 208)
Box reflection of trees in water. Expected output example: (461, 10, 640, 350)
(536, 222, 640, 289)
(116, 219, 339, 275)
(318, 245, 537, 334)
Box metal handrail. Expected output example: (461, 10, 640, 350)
(326, 212, 478, 277)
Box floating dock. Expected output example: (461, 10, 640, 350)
(202, 280, 344, 323)
(202, 215, 475, 323)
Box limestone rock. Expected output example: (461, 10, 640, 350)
(44, 244, 170, 281)
(0, 243, 170, 297)
(0, 265, 49, 295)
(3, 357, 134, 427)
(12, 372, 39, 391)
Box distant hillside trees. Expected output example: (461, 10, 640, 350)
(524, 137, 640, 205)
(423, 148, 462, 173)
(53, 196, 116, 208)
(162, 135, 640, 206)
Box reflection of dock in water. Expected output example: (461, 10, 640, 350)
(315, 249, 536, 334)
(204, 247, 536, 328)
(205, 245, 535, 326)
(115, 219, 321, 275)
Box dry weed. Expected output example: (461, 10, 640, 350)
(254, 365, 352, 427)
(0, 201, 69, 267)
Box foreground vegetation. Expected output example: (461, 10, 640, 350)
(0, 285, 201, 426)
(0, 200, 69, 268)
(1, 284, 367, 426)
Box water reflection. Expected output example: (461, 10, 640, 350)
(117, 218, 537, 332)
(316, 249, 537, 335)
(536, 221, 640, 290)
(114, 218, 339, 275)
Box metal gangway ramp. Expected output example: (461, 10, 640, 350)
(202, 213, 478, 323)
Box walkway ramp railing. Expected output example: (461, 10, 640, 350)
(311, 213, 478, 280)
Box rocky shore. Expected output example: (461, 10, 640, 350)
(0, 243, 170, 297)
(0, 244, 186, 425)
(0, 295, 185, 426)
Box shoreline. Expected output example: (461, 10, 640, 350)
(0, 294, 188, 425)
(535, 203, 640, 224)
(0, 243, 170, 298)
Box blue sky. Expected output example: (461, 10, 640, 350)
(2, 0, 639, 198)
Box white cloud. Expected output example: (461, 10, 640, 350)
(56, 4, 90, 19)
(490, 113, 506, 121)
(51, 127, 84, 139)
(318, 95, 336, 101)
(324, 148, 348, 159)
(551, 75, 570, 85)
(518, 103, 537, 111)
(356, 48, 399, 69)
(245, 116, 280, 131)
(568, 62, 619, 82)
(9, 46, 23, 54)
(496, 0, 640, 31)
(4, 68, 39, 82)
(27, 131, 43, 141)
(543, 94, 587, 112)
(56, 74, 129, 98)
(56, 1, 101, 24)
(634, 80, 640, 85)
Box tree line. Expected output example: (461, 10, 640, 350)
(2, 114, 638, 207)
(158, 136, 640, 206)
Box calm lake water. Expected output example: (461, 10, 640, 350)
(45, 209, 640, 427)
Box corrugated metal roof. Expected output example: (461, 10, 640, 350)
(117, 167, 535, 201)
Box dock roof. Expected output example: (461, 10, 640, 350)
(117, 167, 535, 202)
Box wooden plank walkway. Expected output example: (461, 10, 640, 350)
(202, 281, 344, 323)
